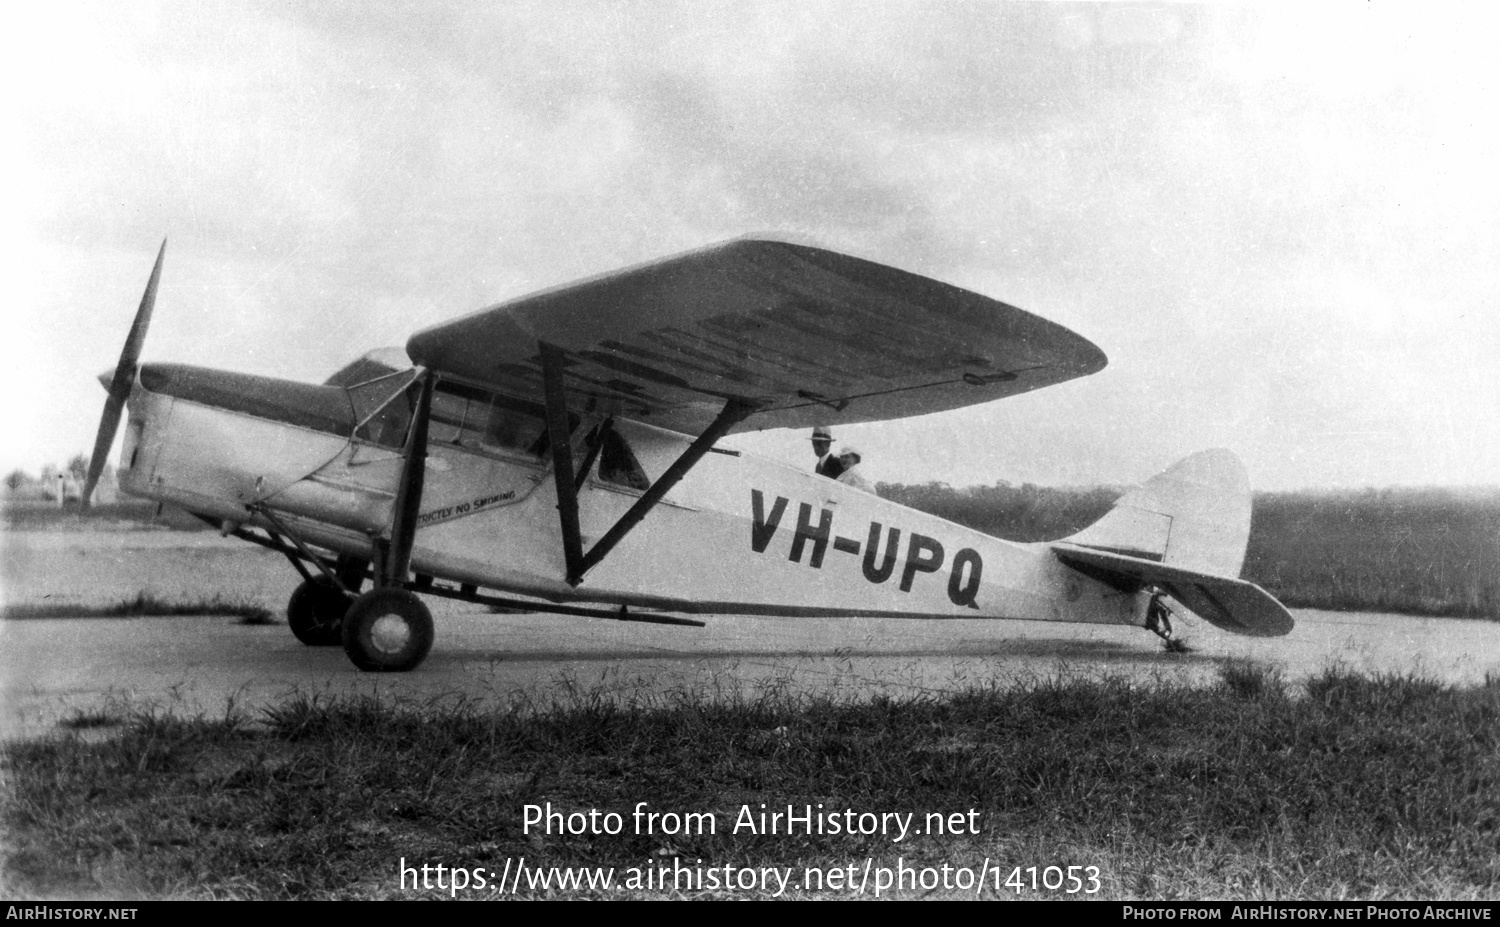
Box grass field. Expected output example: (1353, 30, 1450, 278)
(1, 592, 274, 623)
(1, 499, 208, 531)
(2, 665, 1497, 900)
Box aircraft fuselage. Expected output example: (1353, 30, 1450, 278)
(117, 361, 1148, 629)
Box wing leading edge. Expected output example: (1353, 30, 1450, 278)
(406, 239, 1106, 435)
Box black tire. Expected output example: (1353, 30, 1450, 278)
(341, 588, 434, 672)
(287, 576, 352, 647)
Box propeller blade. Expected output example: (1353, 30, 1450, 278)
(82, 239, 166, 509)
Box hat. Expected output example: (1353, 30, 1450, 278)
(812, 426, 834, 440)
(837, 444, 862, 461)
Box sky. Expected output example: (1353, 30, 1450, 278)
(7, 1, 1499, 491)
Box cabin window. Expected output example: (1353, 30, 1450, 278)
(429, 380, 571, 458)
(597, 429, 649, 491)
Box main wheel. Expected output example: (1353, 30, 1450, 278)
(341, 588, 434, 672)
(287, 576, 353, 646)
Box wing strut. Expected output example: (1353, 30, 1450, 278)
(573, 396, 754, 584)
(539, 343, 586, 583)
(382, 369, 436, 586)
(537, 341, 756, 586)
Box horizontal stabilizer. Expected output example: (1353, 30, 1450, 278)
(1053, 544, 1294, 637)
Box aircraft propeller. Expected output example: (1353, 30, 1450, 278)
(81, 239, 166, 510)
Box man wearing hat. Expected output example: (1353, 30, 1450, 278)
(835, 445, 874, 492)
(811, 426, 845, 479)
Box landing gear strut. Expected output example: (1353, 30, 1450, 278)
(1145, 589, 1189, 652)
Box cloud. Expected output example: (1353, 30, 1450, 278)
(12, 2, 1500, 487)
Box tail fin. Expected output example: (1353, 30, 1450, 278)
(1053, 450, 1293, 637)
(1062, 448, 1252, 577)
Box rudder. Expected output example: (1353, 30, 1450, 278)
(1062, 449, 1252, 578)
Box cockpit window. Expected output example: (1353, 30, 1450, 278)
(345, 373, 577, 457)
(349, 370, 420, 448)
(348, 369, 418, 421)
(429, 380, 570, 458)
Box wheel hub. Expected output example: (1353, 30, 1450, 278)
(369, 614, 412, 655)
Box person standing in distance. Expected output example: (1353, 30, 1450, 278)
(812, 426, 844, 479)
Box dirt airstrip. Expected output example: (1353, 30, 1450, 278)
(4, 529, 1500, 739)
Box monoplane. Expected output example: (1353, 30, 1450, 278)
(83, 239, 1293, 671)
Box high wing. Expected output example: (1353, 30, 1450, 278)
(405, 239, 1106, 433)
(1052, 544, 1296, 637)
